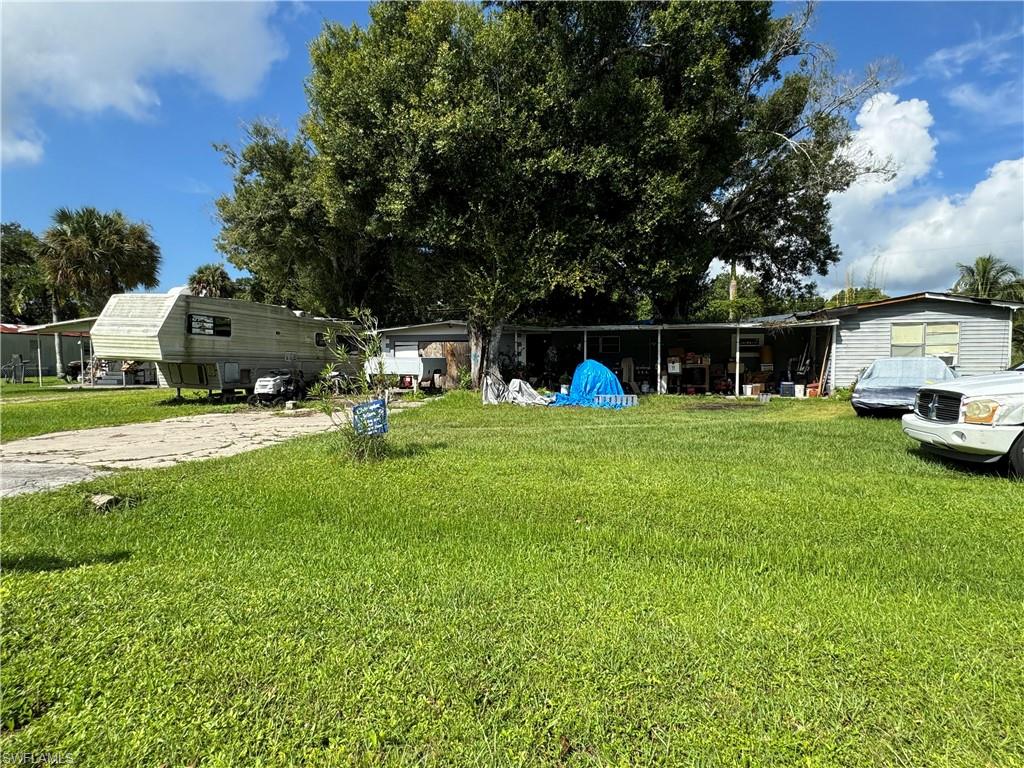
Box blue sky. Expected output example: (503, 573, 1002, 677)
(2, 1, 1022, 297)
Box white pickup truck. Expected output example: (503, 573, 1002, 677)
(901, 362, 1024, 476)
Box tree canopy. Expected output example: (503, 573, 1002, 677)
(950, 255, 1024, 301)
(187, 263, 236, 298)
(213, 0, 886, 382)
(214, 122, 401, 319)
(0, 222, 51, 325)
(38, 206, 161, 316)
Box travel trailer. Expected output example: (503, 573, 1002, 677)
(90, 288, 355, 395)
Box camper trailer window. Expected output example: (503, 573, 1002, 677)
(188, 314, 231, 337)
(314, 332, 327, 347)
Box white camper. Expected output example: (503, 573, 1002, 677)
(90, 288, 354, 394)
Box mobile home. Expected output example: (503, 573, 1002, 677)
(90, 288, 354, 394)
(372, 293, 1021, 395)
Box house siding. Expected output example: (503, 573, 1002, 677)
(831, 299, 1014, 389)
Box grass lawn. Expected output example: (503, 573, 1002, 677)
(0, 388, 244, 442)
(2, 394, 1021, 766)
(0, 376, 72, 398)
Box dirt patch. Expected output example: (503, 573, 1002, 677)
(687, 401, 763, 411)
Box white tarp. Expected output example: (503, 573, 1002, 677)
(482, 374, 550, 406)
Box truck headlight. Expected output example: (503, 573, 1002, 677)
(962, 398, 1001, 425)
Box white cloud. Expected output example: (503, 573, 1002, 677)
(1, 128, 44, 165)
(827, 94, 1024, 295)
(947, 81, 1024, 126)
(829, 93, 937, 252)
(860, 158, 1024, 293)
(921, 27, 1023, 79)
(1, 2, 288, 165)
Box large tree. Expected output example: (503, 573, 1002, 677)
(307, 2, 570, 382)
(304, 1, 885, 384)
(38, 207, 160, 375)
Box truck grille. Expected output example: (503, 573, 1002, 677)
(915, 390, 962, 423)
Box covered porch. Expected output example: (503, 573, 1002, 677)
(506, 319, 838, 396)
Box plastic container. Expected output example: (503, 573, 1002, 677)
(795, 384, 806, 398)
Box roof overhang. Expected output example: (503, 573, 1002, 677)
(378, 320, 467, 334)
(17, 317, 99, 335)
(831, 291, 1024, 314)
(511, 319, 839, 332)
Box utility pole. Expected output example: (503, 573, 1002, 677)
(728, 260, 738, 322)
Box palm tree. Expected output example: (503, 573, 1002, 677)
(187, 263, 235, 298)
(951, 254, 1024, 300)
(38, 207, 161, 375)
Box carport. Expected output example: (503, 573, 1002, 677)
(16, 316, 98, 386)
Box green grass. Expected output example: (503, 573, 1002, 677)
(0, 388, 244, 442)
(2, 394, 1022, 766)
(0, 376, 71, 398)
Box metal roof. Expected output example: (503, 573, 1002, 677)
(511, 318, 838, 332)
(378, 320, 467, 333)
(16, 316, 99, 334)
(828, 291, 1024, 314)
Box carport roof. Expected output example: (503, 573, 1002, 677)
(17, 316, 98, 335)
(510, 318, 838, 332)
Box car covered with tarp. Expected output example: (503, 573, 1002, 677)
(852, 356, 956, 415)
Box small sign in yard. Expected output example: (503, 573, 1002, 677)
(352, 398, 388, 436)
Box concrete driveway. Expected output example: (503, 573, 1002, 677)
(1, 410, 334, 497)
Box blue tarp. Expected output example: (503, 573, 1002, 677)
(550, 360, 626, 409)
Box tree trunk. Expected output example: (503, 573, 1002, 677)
(485, 322, 504, 378)
(468, 320, 488, 390)
(51, 293, 65, 379)
(469, 319, 507, 389)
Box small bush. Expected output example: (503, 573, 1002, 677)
(831, 387, 853, 401)
(334, 425, 390, 462)
(456, 367, 474, 390)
